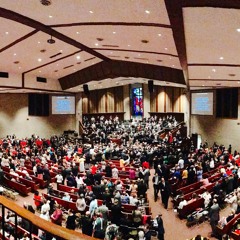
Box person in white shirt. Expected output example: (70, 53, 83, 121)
(56, 173, 63, 185)
(76, 194, 86, 214)
(178, 157, 184, 169)
(112, 166, 119, 179)
(41, 200, 50, 217)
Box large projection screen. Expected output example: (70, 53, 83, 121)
(191, 92, 213, 115)
(52, 96, 75, 115)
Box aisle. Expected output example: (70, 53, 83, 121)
(147, 169, 216, 240)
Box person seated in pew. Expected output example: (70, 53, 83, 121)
(62, 192, 72, 202)
(178, 196, 187, 210)
(200, 189, 212, 208)
(187, 193, 199, 204)
(200, 176, 211, 188)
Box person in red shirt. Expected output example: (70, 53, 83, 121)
(142, 161, 149, 169)
(33, 191, 42, 211)
(91, 164, 97, 175)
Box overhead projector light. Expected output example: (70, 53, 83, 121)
(47, 36, 55, 44)
(40, 0, 52, 6)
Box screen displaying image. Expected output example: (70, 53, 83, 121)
(132, 88, 143, 116)
(52, 96, 75, 114)
(191, 92, 213, 115)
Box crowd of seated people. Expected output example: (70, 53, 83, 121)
(0, 115, 239, 239)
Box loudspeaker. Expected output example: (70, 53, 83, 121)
(83, 84, 89, 95)
(28, 93, 49, 116)
(148, 80, 154, 93)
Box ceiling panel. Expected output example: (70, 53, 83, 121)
(0, 18, 34, 49)
(0, 0, 170, 25)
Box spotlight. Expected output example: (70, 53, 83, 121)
(47, 36, 55, 44)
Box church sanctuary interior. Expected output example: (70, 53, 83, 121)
(1, 1, 240, 240)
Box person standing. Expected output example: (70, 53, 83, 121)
(152, 173, 160, 202)
(50, 204, 63, 226)
(156, 214, 165, 240)
(209, 199, 220, 237)
(159, 177, 170, 210)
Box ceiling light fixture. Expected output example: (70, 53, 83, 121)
(145, 10, 150, 14)
(40, 0, 52, 6)
(89, 10, 93, 14)
(237, 28, 240, 32)
(47, 36, 55, 44)
(219, 57, 224, 60)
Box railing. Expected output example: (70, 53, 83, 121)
(0, 196, 95, 240)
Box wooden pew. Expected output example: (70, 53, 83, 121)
(4, 171, 39, 192)
(216, 213, 240, 237)
(2, 177, 31, 196)
(178, 198, 204, 219)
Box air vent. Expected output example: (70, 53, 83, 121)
(50, 52, 62, 58)
(0, 72, 9, 78)
(63, 65, 74, 69)
(102, 45, 119, 47)
(107, 55, 120, 58)
(37, 77, 47, 83)
(134, 57, 148, 60)
(84, 57, 96, 62)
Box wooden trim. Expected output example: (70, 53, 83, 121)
(105, 90, 108, 113)
(0, 30, 38, 53)
(188, 63, 240, 67)
(164, 86, 166, 112)
(189, 79, 240, 82)
(179, 88, 182, 112)
(22, 73, 25, 88)
(0, 7, 110, 62)
(182, 0, 240, 9)
(156, 86, 158, 112)
(0, 196, 95, 239)
(49, 22, 172, 28)
(0, 85, 74, 94)
(164, 0, 189, 88)
(172, 87, 174, 112)
(93, 48, 178, 57)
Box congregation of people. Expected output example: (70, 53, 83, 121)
(0, 115, 239, 239)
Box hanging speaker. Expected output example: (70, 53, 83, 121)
(83, 84, 89, 95)
(148, 80, 154, 93)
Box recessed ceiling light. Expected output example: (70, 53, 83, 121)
(18, 66, 21, 69)
(202, 85, 205, 86)
(110, 52, 113, 54)
(165, 47, 168, 50)
(145, 10, 150, 14)
(212, 69, 216, 72)
(13, 53, 16, 56)
(39, 70, 41, 73)
(76, 55, 80, 59)
(38, 58, 42, 62)
(89, 10, 93, 14)
(113, 31, 116, 34)
(128, 44, 131, 47)
(76, 32, 80, 34)
(60, 50, 63, 52)
(49, 15, 53, 18)
(38, 41, 41, 44)
(158, 34, 162, 37)
(5, 32, 9, 35)
(237, 28, 240, 32)
(238, 81, 240, 84)
(172, 65, 175, 67)
(95, 43, 99, 46)
(219, 57, 224, 60)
